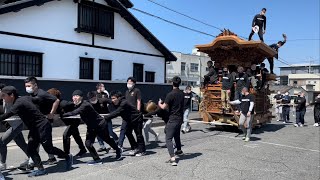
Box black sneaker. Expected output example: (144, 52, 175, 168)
(65, 154, 73, 170)
(115, 148, 123, 160)
(18, 163, 34, 172)
(44, 157, 57, 165)
(87, 159, 103, 166)
(75, 149, 87, 157)
(175, 150, 184, 156)
(97, 147, 111, 153)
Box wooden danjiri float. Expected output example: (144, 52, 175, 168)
(196, 30, 277, 128)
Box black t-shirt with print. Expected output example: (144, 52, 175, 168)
(183, 92, 192, 110)
(240, 94, 255, 114)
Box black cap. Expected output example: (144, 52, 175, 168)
(72, 90, 83, 97)
(1, 86, 17, 95)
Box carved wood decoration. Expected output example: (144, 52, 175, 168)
(197, 30, 275, 128)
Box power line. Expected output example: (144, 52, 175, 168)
(146, 0, 222, 31)
(265, 39, 320, 42)
(132, 8, 216, 37)
(277, 57, 320, 76)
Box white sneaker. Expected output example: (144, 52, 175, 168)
(155, 133, 159, 142)
(315, 123, 319, 127)
(0, 163, 6, 171)
(276, 119, 280, 122)
(299, 124, 304, 127)
(128, 150, 137, 156)
(293, 124, 299, 127)
(244, 137, 250, 142)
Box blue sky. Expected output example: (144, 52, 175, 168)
(130, 0, 320, 73)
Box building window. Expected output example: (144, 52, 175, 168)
(206, 67, 209, 71)
(314, 81, 317, 84)
(145, 71, 155, 82)
(190, 63, 199, 72)
(181, 81, 188, 86)
(293, 80, 298, 84)
(76, 1, 114, 38)
(133, 63, 144, 82)
(0, 48, 42, 77)
(181, 62, 186, 71)
(308, 81, 311, 84)
(99, 59, 112, 80)
(79, 57, 94, 79)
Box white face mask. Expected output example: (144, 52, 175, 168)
(90, 99, 98, 104)
(26, 87, 34, 94)
(127, 84, 134, 90)
(285, 93, 289, 96)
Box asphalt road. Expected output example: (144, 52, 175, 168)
(1, 109, 319, 180)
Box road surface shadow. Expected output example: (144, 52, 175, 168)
(177, 152, 202, 162)
(253, 123, 286, 134)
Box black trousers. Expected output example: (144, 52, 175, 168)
(165, 122, 182, 157)
(248, 26, 264, 42)
(85, 122, 119, 161)
(63, 119, 86, 154)
(315, 109, 320, 123)
(126, 121, 145, 153)
(282, 106, 290, 122)
(267, 57, 275, 74)
(296, 111, 306, 125)
(27, 123, 68, 167)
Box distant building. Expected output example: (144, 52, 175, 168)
(279, 63, 320, 85)
(288, 74, 320, 91)
(166, 49, 211, 87)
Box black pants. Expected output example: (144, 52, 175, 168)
(267, 57, 274, 74)
(126, 121, 145, 153)
(282, 106, 290, 122)
(165, 122, 182, 157)
(248, 26, 264, 42)
(314, 109, 320, 123)
(63, 119, 86, 154)
(296, 111, 306, 125)
(85, 122, 119, 161)
(27, 123, 68, 167)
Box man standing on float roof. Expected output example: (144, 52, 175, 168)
(248, 8, 267, 42)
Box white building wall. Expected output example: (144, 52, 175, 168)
(0, 34, 165, 83)
(0, 0, 162, 56)
(0, 0, 167, 83)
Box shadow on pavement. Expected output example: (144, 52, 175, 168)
(253, 123, 286, 134)
(177, 152, 202, 162)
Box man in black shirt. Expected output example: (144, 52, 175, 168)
(221, 67, 233, 111)
(248, 8, 267, 42)
(204, 61, 218, 86)
(311, 94, 320, 127)
(24, 76, 60, 164)
(257, 63, 269, 90)
(273, 91, 283, 121)
(158, 76, 184, 166)
(87, 91, 119, 153)
(235, 66, 249, 111)
(104, 91, 146, 157)
(282, 92, 291, 123)
(125, 77, 141, 111)
(229, 87, 255, 142)
(62, 90, 122, 165)
(0, 86, 72, 177)
(118, 77, 142, 153)
(267, 34, 287, 74)
(294, 92, 307, 127)
(96, 83, 110, 99)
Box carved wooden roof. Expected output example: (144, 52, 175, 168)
(196, 30, 277, 68)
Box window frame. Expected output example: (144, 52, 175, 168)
(79, 57, 94, 80)
(0, 48, 43, 77)
(133, 63, 144, 82)
(181, 62, 186, 72)
(76, 1, 115, 38)
(190, 63, 199, 72)
(145, 71, 155, 83)
(99, 59, 112, 80)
